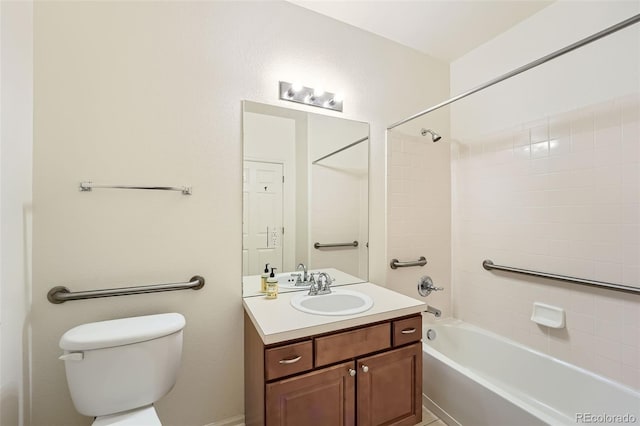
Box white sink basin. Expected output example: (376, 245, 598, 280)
(290, 289, 374, 316)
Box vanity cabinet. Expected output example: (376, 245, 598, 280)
(244, 313, 422, 426)
(356, 344, 422, 426)
(266, 361, 356, 425)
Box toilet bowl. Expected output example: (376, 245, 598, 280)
(59, 313, 185, 425)
(92, 405, 160, 426)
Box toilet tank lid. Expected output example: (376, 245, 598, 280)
(59, 313, 186, 351)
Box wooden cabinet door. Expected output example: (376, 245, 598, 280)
(266, 361, 356, 426)
(356, 343, 422, 426)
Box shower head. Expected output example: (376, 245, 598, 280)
(420, 128, 442, 142)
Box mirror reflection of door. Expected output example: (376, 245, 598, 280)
(243, 161, 284, 275)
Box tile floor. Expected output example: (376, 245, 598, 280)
(417, 406, 446, 426)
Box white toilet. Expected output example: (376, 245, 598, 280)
(59, 313, 186, 425)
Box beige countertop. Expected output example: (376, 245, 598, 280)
(242, 282, 426, 345)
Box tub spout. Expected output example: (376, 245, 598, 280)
(425, 305, 441, 318)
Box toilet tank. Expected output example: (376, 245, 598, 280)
(59, 313, 185, 417)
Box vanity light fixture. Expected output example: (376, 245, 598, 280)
(279, 81, 343, 112)
(285, 82, 303, 98)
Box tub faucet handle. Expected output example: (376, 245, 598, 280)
(418, 276, 443, 297)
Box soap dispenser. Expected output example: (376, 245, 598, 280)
(260, 263, 270, 293)
(266, 267, 278, 299)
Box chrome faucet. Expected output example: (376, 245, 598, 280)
(296, 263, 308, 283)
(424, 305, 441, 318)
(308, 272, 332, 295)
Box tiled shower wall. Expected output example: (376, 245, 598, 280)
(452, 94, 640, 390)
(387, 130, 451, 318)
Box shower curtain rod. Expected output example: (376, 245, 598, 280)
(312, 136, 369, 164)
(387, 13, 640, 130)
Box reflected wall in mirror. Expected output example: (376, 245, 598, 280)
(242, 101, 369, 297)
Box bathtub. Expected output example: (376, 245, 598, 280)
(422, 319, 640, 426)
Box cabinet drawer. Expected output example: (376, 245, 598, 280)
(315, 323, 390, 367)
(265, 340, 313, 381)
(392, 316, 422, 347)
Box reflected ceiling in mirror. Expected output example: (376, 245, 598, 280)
(242, 101, 369, 297)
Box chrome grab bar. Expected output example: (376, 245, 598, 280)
(390, 256, 427, 269)
(80, 181, 192, 195)
(483, 260, 640, 295)
(47, 275, 205, 304)
(314, 241, 359, 249)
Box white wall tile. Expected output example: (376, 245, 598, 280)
(594, 126, 622, 150)
(566, 311, 596, 334)
(621, 345, 640, 369)
(452, 96, 640, 389)
(387, 130, 451, 316)
(571, 131, 594, 152)
(619, 366, 640, 390)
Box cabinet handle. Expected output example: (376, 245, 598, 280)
(361, 364, 369, 373)
(278, 355, 302, 364)
(348, 368, 356, 377)
(401, 328, 417, 334)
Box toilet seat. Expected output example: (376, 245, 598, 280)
(92, 405, 161, 426)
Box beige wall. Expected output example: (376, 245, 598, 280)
(450, 1, 640, 390)
(1, 2, 33, 426)
(31, 2, 449, 425)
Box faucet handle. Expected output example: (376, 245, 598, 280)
(417, 276, 443, 297)
(290, 273, 303, 285)
(307, 280, 319, 295)
(317, 272, 333, 294)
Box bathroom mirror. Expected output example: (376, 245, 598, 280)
(242, 101, 369, 297)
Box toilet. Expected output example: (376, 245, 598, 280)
(59, 313, 186, 425)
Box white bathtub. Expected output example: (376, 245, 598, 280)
(422, 319, 640, 426)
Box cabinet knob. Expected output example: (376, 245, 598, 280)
(348, 368, 356, 377)
(361, 365, 369, 373)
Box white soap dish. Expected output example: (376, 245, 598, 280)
(531, 302, 565, 328)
